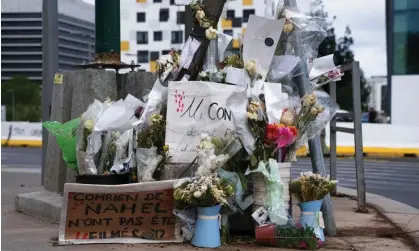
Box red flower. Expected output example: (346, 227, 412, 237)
(265, 123, 280, 141)
(289, 126, 298, 136)
(299, 241, 308, 249)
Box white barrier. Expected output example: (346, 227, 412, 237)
(1, 122, 43, 146)
(2, 122, 419, 156)
(325, 122, 419, 156)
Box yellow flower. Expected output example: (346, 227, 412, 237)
(150, 113, 163, 123)
(163, 145, 169, 153)
(283, 21, 294, 33)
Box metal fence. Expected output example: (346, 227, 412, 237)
(329, 61, 367, 213)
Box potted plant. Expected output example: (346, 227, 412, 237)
(290, 171, 338, 241)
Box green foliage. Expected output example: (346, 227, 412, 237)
(312, 0, 371, 111)
(1, 75, 41, 121)
(275, 224, 318, 250)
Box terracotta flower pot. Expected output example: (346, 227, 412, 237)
(255, 224, 277, 246)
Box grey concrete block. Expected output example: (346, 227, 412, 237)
(15, 190, 63, 224)
(120, 71, 157, 101)
(44, 70, 76, 193)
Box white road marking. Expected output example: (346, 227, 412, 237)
(1, 167, 41, 174)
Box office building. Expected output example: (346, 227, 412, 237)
(120, 0, 264, 71)
(1, 0, 95, 83)
(386, 0, 419, 126)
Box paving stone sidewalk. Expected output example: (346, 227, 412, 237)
(2, 172, 417, 251)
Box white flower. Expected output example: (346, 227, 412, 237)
(245, 60, 257, 76)
(247, 111, 258, 120)
(199, 141, 214, 149)
(199, 71, 208, 79)
(193, 191, 202, 198)
(200, 133, 209, 140)
(112, 131, 121, 138)
(195, 10, 205, 20)
(84, 120, 94, 131)
(201, 185, 208, 191)
(205, 26, 218, 40)
(311, 107, 319, 115)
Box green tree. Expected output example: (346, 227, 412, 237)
(1, 75, 41, 122)
(311, 0, 371, 111)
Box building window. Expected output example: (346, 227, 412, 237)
(150, 51, 160, 61)
(160, 8, 169, 22)
(170, 0, 175, 4)
(171, 30, 183, 44)
(162, 50, 171, 55)
(232, 17, 242, 28)
(177, 11, 185, 24)
(243, 9, 255, 23)
(137, 12, 146, 22)
(154, 0, 162, 2)
(137, 50, 149, 63)
(224, 29, 233, 37)
(226, 10, 235, 19)
(154, 31, 162, 41)
(136, 31, 148, 44)
(392, 6, 419, 74)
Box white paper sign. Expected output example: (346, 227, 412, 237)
(243, 15, 285, 81)
(225, 67, 249, 86)
(165, 81, 239, 163)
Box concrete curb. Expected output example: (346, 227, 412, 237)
(15, 190, 63, 223)
(337, 186, 419, 247)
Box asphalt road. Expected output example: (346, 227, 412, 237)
(2, 147, 419, 209)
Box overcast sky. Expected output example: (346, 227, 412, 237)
(82, 0, 386, 77)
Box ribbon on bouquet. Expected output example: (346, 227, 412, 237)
(245, 158, 288, 225)
(301, 211, 325, 229)
(197, 214, 222, 229)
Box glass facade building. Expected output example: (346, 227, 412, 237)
(386, 0, 419, 126)
(1, 0, 95, 83)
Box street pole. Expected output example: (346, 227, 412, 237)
(95, 0, 120, 55)
(41, 0, 59, 185)
(284, 0, 336, 235)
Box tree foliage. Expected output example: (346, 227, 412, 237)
(311, 0, 371, 111)
(1, 75, 41, 122)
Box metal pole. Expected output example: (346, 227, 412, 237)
(95, 0, 120, 54)
(284, 0, 336, 236)
(41, 0, 59, 186)
(329, 82, 337, 195)
(351, 61, 367, 212)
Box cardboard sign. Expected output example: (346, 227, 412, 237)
(58, 181, 182, 245)
(165, 81, 239, 163)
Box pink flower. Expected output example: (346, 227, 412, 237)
(276, 126, 296, 148)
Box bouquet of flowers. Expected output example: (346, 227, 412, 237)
(174, 175, 234, 208)
(290, 171, 338, 203)
(247, 99, 298, 168)
(136, 109, 170, 182)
